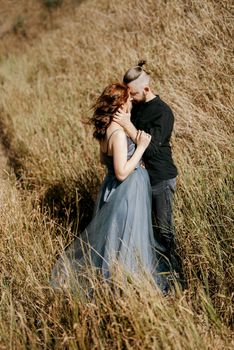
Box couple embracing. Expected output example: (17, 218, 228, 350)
(51, 61, 182, 294)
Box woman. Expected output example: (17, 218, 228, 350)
(51, 83, 163, 289)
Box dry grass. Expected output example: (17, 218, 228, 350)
(0, 0, 233, 349)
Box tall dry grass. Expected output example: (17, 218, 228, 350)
(0, 0, 233, 349)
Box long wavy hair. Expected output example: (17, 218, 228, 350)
(91, 83, 129, 140)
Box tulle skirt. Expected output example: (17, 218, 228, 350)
(51, 167, 162, 289)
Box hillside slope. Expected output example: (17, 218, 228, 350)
(0, 0, 233, 349)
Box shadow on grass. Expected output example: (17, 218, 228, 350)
(0, 109, 100, 234)
(41, 172, 101, 234)
(0, 111, 29, 182)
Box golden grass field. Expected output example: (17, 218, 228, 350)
(0, 0, 233, 349)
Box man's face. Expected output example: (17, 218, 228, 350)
(128, 84, 146, 104)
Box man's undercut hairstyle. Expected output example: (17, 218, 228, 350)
(123, 60, 150, 84)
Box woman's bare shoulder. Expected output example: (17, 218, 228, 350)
(106, 122, 125, 136)
(107, 125, 126, 144)
(100, 123, 125, 154)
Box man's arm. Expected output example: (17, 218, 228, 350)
(114, 107, 174, 159)
(144, 110, 174, 158)
(113, 109, 161, 157)
(143, 127, 161, 158)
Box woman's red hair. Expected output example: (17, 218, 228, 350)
(91, 83, 129, 140)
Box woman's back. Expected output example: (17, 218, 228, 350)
(100, 124, 137, 176)
(101, 135, 136, 176)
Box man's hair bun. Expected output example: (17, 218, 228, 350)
(137, 59, 147, 67)
(123, 60, 150, 84)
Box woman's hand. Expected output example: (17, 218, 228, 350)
(113, 108, 131, 128)
(113, 108, 138, 142)
(136, 130, 151, 149)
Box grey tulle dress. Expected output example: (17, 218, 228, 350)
(51, 132, 165, 290)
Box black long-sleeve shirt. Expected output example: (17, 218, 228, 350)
(132, 95, 178, 185)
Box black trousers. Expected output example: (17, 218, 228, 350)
(151, 177, 181, 274)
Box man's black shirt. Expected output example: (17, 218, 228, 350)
(132, 95, 178, 185)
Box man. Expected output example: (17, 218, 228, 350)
(114, 60, 182, 289)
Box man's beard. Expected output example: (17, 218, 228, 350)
(141, 92, 147, 103)
(133, 92, 146, 104)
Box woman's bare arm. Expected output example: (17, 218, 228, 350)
(110, 130, 151, 182)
